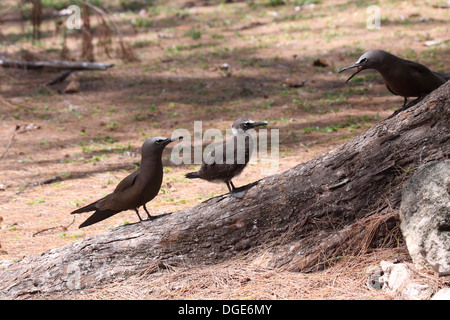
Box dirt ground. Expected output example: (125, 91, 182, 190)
(0, 0, 449, 299)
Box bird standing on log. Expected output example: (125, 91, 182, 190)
(185, 119, 268, 198)
(339, 49, 449, 116)
(71, 136, 182, 228)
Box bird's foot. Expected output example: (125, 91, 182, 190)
(405, 96, 423, 109)
(142, 204, 154, 221)
(387, 97, 424, 119)
(387, 108, 403, 119)
(231, 190, 246, 199)
(230, 186, 248, 199)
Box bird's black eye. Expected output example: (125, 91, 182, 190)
(360, 58, 367, 63)
(156, 139, 163, 145)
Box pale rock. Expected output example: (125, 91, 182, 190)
(399, 160, 450, 273)
(431, 288, 450, 300)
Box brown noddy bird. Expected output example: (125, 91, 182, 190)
(339, 49, 449, 113)
(71, 136, 182, 228)
(185, 119, 267, 198)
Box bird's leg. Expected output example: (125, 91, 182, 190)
(143, 204, 154, 220)
(402, 97, 408, 107)
(387, 96, 423, 120)
(405, 96, 423, 109)
(134, 208, 143, 222)
(225, 181, 233, 193)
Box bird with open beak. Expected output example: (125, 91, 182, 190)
(339, 49, 448, 114)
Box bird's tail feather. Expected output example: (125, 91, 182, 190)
(79, 209, 118, 228)
(185, 172, 200, 179)
(71, 200, 99, 214)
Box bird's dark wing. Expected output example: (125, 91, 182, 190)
(385, 83, 397, 96)
(198, 136, 252, 182)
(71, 197, 104, 214)
(433, 71, 450, 81)
(71, 170, 139, 225)
(204, 144, 219, 163)
(71, 195, 120, 228)
(198, 143, 225, 180)
(402, 60, 446, 94)
(403, 60, 443, 80)
(74, 171, 139, 212)
(113, 170, 139, 193)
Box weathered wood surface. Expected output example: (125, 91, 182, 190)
(0, 82, 448, 298)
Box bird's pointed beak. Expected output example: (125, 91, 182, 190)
(171, 136, 183, 142)
(338, 63, 364, 83)
(252, 121, 268, 128)
(163, 136, 183, 146)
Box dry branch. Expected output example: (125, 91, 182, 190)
(43, 70, 72, 86)
(0, 59, 114, 70)
(0, 82, 449, 298)
(0, 123, 40, 160)
(0, 125, 19, 161)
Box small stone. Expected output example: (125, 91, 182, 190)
(431, 288, 450, 300)
(312, 58, 329, 67)
(64, 80, 80, 93)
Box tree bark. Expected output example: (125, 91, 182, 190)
(0, 82, 449, 298)
(80, 3, 94, 62)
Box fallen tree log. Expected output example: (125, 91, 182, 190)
(0, 59, 114, 71)
(0, 82, 449, 298)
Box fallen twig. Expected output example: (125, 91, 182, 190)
(28, 176, 62, 187)
(0, 125, 19, 160)
(44, 70, 73, 86)
(0, 59, 114, 70)
(32, 217, 75, 237)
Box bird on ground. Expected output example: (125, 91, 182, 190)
(71, 136, 182, 228)
(185, 119, 268, 198)
(338, 49, 449, 115)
